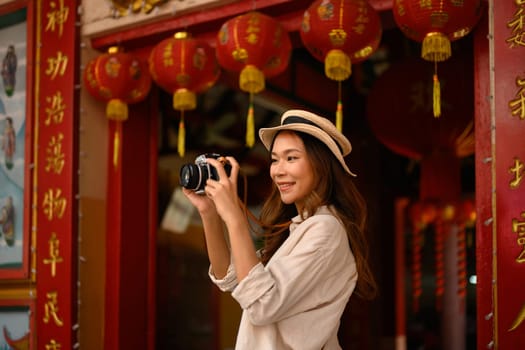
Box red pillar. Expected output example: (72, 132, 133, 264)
(35, 0, 80, 348)
(475, 1, 525, 348)
(473, 10, 493, 349)
(104, 94, 158, 350)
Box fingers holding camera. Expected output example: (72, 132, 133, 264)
(182, 187, 216, 215)
(206, 157, 237, 186)
(205, 157, 242, 222)
(224, 156, 239, 182)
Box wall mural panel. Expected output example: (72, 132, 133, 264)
(0, 5, 30, 280)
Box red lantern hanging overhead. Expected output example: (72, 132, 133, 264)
(216, 11, 292, 147)
(367, 54, 474, 202)
(392, 0, 483, 117)
(83, 47, 152, 167)
(300, 0, 382, 131)
(149, 32, 220, 157)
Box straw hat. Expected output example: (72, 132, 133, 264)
(258, 109, 357, 176)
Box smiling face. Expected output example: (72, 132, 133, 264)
(270, 131, 317, 211)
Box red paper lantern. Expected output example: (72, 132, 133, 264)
(392, 0, 483, 117)
(367, 54, 474, 202)
(149, 32, 220, 156)
(83, 47, 152, 166)
(300, 0, 382, 130)
(216, 11, 292, 147)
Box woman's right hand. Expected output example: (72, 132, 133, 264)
(181, 187, 217, 217)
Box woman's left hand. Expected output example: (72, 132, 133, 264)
(204, 156, 243, 223)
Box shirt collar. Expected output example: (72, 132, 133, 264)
(289, 205, 332, 232)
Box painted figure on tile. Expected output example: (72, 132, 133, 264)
(0, 196, 14, 247)
(2, 116, 16, 170)
(1, 45, 17, 97)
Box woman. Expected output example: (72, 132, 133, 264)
(182, 109, 377, 349)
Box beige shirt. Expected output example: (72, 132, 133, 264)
(210, 206, 358, 350)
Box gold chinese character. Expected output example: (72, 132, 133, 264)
(46, 339, 62, 350)
(509, 76, 525, 119)
(43, 291, 64, 326)
(45, 0, 69, 37)
(512, 211, 525, 263)
(162, 43, 173, 67)
(409, 81, 431, 113)
(43, 188, 67, 221)
(43, 232, 64, 277)
(46, 133, 65, 174)
(45, 91, 66, 125)
(507, 6, 525, 48)
(420, 0, 432, 8)
(509, 158, 524, 188)
(509, 302, 525, 331)
(45, 51, 68, 80)
(329, 29, 347, 46)
(352, 23, 366, 35)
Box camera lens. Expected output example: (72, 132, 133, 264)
(180, 164, 205, 191)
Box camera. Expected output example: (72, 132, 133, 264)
(179, 153, 232, 194)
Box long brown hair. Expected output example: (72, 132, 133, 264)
(256, 131, 377, 300)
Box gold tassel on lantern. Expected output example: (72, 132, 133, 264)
(106, 99, 128, 169)
(178, 112, 186, 158)
(113, 121, 122, 169)
(433, 73, 441, 118)
(336, 82, 343, 131)
(106, 98, 129, 121)
(325, 50, 350, 131)
(173, 88, 197, 111)
(421, 32, 451, 62)
(324, 49, 351, 81)
(240, 65, 265, 94)
(246, 98, 255, 148)
(173, 89, 195, 158)
(240, 66, 264, 148)
(422, 32, 451, 118)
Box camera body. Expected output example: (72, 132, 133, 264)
(179, 153, 231, 194)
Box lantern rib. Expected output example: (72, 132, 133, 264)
(233, 17, 241, 59)
(338, 0, 344, 28)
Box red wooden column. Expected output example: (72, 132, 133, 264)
(475, 1, 525, 349)
(35, 0, 80, 348)
(104, 91, 158, 350)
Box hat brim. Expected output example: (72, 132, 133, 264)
(259, 123, 357, 177)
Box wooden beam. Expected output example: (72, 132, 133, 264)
(90, 0, 393, 51)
